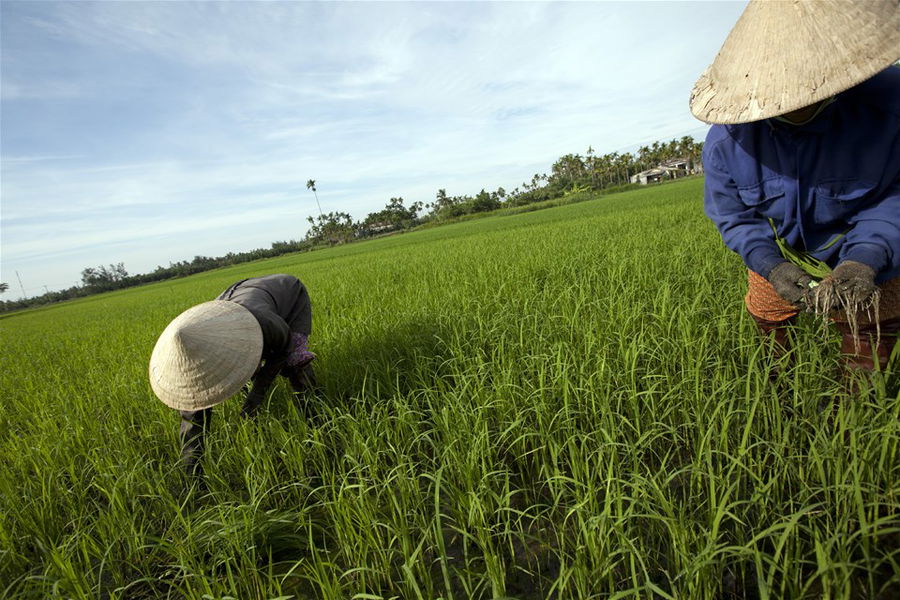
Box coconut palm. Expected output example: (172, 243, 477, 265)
(637, 145, 651, 172)
(306, 179, 323, 217)
(0, 283, 8, 294)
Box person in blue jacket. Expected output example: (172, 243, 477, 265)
(690, 0, 899, 380)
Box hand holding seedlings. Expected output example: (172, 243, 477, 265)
(767, 262, 814, 307)
(809, 261, 878, 311)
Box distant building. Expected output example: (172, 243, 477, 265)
(630, 168, 668, 185)
(355, 220, 402, 239)
(659, 158, 690, 172)
(630, 157, 700, 185)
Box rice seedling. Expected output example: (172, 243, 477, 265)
(769, 218, 835, 283)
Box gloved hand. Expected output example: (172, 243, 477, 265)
(282, 361, 317, 395)
(241, 387, 266, 418)
(240, 357, 285, 418)
(767, 262, 813, 306)
(810, 260, 877, 309)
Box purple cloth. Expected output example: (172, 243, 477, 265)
(286, 333, 315, 367)
(702, 66, 900, 283)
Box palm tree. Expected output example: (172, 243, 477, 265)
(679, 135, 701, 172)
(651, 141, 662, 166)
(0, 283, 8, 294)
(617, 152, 635, 184)
(306, 179, 323, 217)
(586, 146, 597, 189)
(637, 145, 651, 172)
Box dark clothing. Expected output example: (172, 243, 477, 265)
(703, 67, 900, 283)
(216, 274, 312, 356)
(180, 274, 314, 476)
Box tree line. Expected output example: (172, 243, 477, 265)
(0, 136, 701, 313)
(301, 135, 701, 242)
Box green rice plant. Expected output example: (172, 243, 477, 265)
(1, 178, 897, 599)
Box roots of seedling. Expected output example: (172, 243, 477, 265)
(809, 278, 881, 355)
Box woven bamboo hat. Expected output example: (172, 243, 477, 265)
(149, 301, 263, 411)
(690, 0, 900, 124)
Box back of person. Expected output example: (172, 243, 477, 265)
(149, 273, 317, 481)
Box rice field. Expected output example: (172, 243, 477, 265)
(1, 177, 898, 599)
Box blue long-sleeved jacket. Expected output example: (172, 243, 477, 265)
(702, 66, 900, 284)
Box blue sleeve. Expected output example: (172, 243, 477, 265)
(838, 68, 900, 280)
(702, 138, 785, 278)
(841, 179, 900, 278)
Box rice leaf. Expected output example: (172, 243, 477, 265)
(768, 219, 833, 279)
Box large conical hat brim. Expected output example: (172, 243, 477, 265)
(690, 0, 900, 124)
(149, 301, 263, 411)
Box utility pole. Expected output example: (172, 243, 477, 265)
(16, 271, 27, 299)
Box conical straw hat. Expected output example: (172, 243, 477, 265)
(149, 301, 263, 411)
(690, 0, 900, 124)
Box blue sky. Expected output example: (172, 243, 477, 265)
(1, 1, 745, 299)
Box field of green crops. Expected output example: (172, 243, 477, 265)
(2, 177, 898, 599)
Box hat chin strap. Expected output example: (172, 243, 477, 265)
(773, 96, 836, 126)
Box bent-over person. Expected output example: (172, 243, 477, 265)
(690, 0, 900, 383)
(149, 274, 316, 478)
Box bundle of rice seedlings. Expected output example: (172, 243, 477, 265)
(769, 218, 834, 283)
(769, 219, 880, 352)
